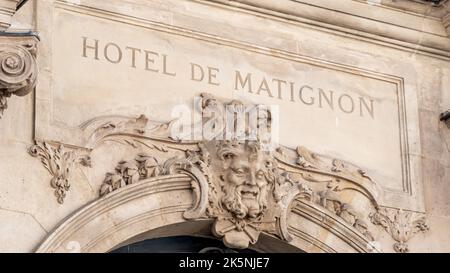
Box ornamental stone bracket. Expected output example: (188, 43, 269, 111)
(370, 208, 429, 253)
(29, 141, 92, 204)
(0, 34, 38, 118)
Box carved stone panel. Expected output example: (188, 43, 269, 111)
(33, 0, 423, 213)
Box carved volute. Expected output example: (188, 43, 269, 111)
(0, 34, 38, 118)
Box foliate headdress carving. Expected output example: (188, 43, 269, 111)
(97, 93, 380, 249)
(0, 35, 38, 118)
(370, 208, 429, 253)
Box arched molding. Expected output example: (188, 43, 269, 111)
(36, 174, 377, 253)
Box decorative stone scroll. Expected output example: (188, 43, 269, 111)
(370, 208, 429, 253)
(84, 93, 381, 249)
(0, 35, 38, 118)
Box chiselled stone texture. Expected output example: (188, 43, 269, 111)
(0, 34, 37, 118)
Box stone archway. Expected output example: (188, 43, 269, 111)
(36, 174, 376, 253)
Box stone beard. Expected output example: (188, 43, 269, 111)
(217, 141, 275, 219)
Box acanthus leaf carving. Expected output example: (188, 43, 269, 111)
(31, 114, 153, 204)
(370, 208, 429, 253)
(295, 146, 319, 169)
(29, 141, 91, 204)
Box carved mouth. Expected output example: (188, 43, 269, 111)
(240, 189, 258, 199)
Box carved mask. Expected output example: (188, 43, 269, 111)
(218, 141, 274, 219)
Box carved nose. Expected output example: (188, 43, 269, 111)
(245, 175, 257, 186)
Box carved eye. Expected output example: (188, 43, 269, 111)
(256, 171, 264, 179)
(223, 152, 234, 160)
(233, 168, 245, 175)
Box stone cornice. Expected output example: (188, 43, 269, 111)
(204, 0, 450, 60)
(0, 0, 27, 31)
(0, 33, 38, 118)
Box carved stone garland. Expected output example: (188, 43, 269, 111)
(0, 35, 38, 118)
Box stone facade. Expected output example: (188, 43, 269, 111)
(0, 0, 449, 253)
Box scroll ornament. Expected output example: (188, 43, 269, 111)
(0, 36, 38, 118)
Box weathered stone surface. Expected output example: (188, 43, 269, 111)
(0, 0, 24, 30)
(0, 0, 449, 253)
(0, 208, 47, 252)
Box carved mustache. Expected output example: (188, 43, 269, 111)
(235, 185, 259, 199)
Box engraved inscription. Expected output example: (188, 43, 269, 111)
(81, 37, 375, 119)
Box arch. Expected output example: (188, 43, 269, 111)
(36, 174, 376, 253)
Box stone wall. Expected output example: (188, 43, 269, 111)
(0, 0, 449, 253)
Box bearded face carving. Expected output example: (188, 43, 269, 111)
(218, 142, 274, 220)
